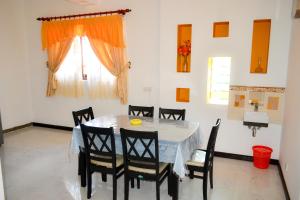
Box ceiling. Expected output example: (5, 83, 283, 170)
(65, 0, 102, 6)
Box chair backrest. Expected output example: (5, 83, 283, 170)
(159, 107, 186, 120)
(72, 107, 94, 126)
(128, 105, 154, 118)
(120, 128, 159, 174)
(80, 124, 117, 168)
(204, 119, 221, 171)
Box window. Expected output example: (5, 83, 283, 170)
(207, 57, 231, 105)
(56, 36, 116, 98)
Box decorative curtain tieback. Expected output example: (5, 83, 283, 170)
(48, 70, 58, 90)
(118, 62, 130, 75)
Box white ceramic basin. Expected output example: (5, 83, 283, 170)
(243, 111, 269, 125)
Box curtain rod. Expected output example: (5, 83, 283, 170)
(36, 9, 131, 21)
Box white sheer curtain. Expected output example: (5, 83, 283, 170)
(83, 37, 117, 99)
(55, 37, 83, 97)
(55, 36, 117, 98)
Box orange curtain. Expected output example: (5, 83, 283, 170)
(88, 39, 128, 104)
(42, 15, 128, 103)
(46, 38, 73, 96)
(41, 15, 125, 50)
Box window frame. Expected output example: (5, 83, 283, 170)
(207, 57, 231, 105)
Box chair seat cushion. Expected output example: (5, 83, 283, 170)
(193, 171, 204, 177)
(186, 150, 206, 167)
(91, 155, 123, 168)
(128, 162, 168, 175)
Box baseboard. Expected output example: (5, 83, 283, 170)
(278, 163, 291, 200)
(3, 123, 33, 134)
(214, 151, 279, 165)
(32, 122, 73, 131)
(3, 122, 73, 133)
(2, 122, 73, 133)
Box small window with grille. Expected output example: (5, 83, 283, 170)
(207, 57, 231, 105)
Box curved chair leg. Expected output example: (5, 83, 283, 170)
(78, 152, 81, 175)
(137, 178, 140, 189)
(189, 170, 194, 179)
(130, 178, 135, 188)
(167, 173, 171, 196)
(102, 173, 107, 182)
(156, 181, 160, 200)
(81, 160, 86, 187)
(203, 174, 208, 200)
(113, 176, 117, 200)
(87, 171, 92, 199)
(125, 176, 130, 200)
(210, 165, 214, 189)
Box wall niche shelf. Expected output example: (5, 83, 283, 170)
(213, 21, 229, 38)
(250, 19, 271, 74)
(177, 24, 192, 73)
(176, 88, 190, 102)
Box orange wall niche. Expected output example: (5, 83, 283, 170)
(213, 21, 229, 38)
(250, 19, 271, 74)
(177, 24, 192, 73)
(176, 88, 190, 102)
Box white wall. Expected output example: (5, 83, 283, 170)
(13, 0, 293, 159)
(24, 0, 160, 126)
(0, 158, 4, 200)
(0, 0, 33, 129)
(159, 0, 293, 158)
(280, 19, 300, 200)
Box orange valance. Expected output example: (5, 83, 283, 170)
(41, 15, 125, 50)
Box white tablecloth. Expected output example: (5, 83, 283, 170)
(71, 115, 201, 178)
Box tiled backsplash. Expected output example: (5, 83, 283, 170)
(228, 85, 285, 124)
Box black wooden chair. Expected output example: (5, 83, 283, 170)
(159, 108, 186, 121)
(127, 104, 156, 189)
(128, 105, 154, 118)
(72, 107, 94, 126)
(72, 107, 94, 180)
(186, 119, 221, 200)
(120, 128, 171, 200)
(80, 124, 124, 200)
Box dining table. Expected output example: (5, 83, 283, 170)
(71, 115, 202, 200)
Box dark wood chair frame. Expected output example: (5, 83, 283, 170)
(187, 119, 221, 200)
(128, 105, 154, 118)
(159, 108, 186, 121)
(72, 107, 94, 181)
(72, 107, 94, 126)
(80, 124, 124, 200)
(120, 128, 171, 200)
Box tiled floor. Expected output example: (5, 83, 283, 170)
(0, 127, 285, 200)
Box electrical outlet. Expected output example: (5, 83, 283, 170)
(285, 163, 289, 172)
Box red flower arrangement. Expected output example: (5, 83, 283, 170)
(178, 40, 191, 72)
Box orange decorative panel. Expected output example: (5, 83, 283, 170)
(213, 22, 229, 38)
(176, 88, 190, 102)
(234, 95, 245, 108)
(267, 96, 279, 110)
(250, 19, 271, 74)
(177, 24, 192, 73)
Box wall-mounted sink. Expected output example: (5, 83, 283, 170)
(243, 111, 269, 127)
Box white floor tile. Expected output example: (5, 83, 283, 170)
(0, 127, 286, 200)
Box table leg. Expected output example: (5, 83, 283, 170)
(168, 171, 179, 200)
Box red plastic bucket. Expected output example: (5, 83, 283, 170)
(252, 145, 273, 169)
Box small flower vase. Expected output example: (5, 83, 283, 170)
(183, 56, 188, 72)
